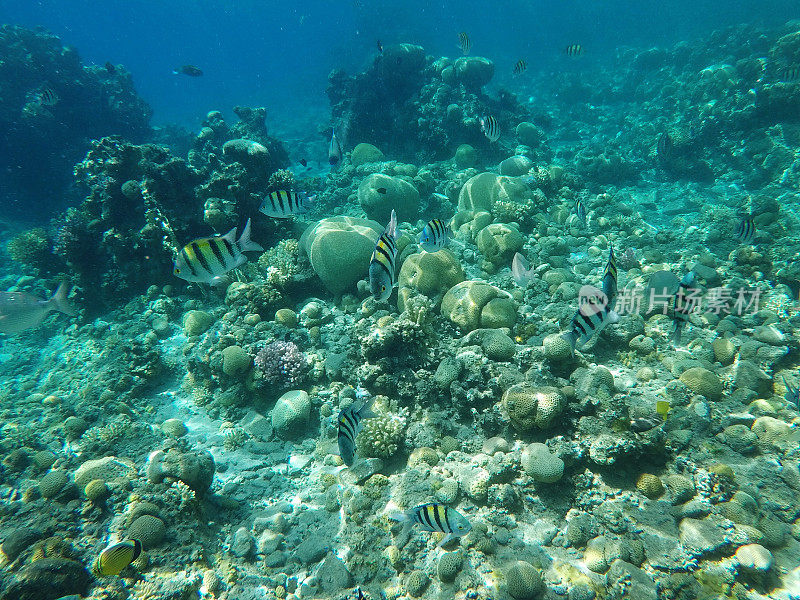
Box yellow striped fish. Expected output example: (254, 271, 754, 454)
(173, 218, 263, 285)
(390, 503, 471, 547)
(369, 209, 400, 301)
(513, 59, 527, 75)
(259, 190, 315, 218)
(94, 539, 142, 576)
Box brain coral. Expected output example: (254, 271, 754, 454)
(521, 443, 564, 483)
(398, 249, 464, 310)
(300, 216, 383, 294)
(271, 390, 311, 439)
(358, 173, 419, 223)
(505, 561, 544, 600)
(441, 280, 516, 331)
(679, 367, 722, 400)
(502, 384, 565, 431)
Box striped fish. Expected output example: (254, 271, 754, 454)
(390, 503, 472, 547)
(561, 285, 619, 353)
(259, 190, 314, 218)
(602, 244, 618, 308)
(337, 398, 377, 466)
(419, 218, 449, 252)
(513, 59, 527, 75)
(656, 132, 673, 162)
(734, 216, 755, 244)
(480, 116, 500, 142)
(779, 66, 800, 82)
(672, 270, 696, 345)
(564, 44, 584, 57)
(173, 218, 263, 285)
(94, 539, 142, 576)
(458, 31, 471, 55)
(34, 86, 58, 107)
(575, 199, 587, 226)
(369, 209, 400, 301)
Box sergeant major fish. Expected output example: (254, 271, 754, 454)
(369, 209, 400, 301)
(480, 116, 500, 142)
(575, 199, 587, 226)
(561, 285, 619, 353)
(0, 282, 75, 334)
(259, 190, 315, 218)
(390, 503, 471, 547)
(419, 218, 450, 252)
(603, 244, 618, 308)
(734, 216, 755, 245)
(672, 270, 697, 345)
(337, 397, 377, 466)
(173, 218, 263, 285)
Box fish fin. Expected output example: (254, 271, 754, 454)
(560, 331, 578, 354)
(388, 509, 414, 545)
(51, 282, 76, 316)
(438, 533, 455, 548)
(387, 209, 399, 240)
(222, 226, 238, 243)
(237, 218, 264, 252)
(358, 397, 378, 420)
(671, 322, 683, 345)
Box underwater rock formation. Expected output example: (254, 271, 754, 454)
(0, 25, 152, 217)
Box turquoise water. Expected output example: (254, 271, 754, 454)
(1, 3, 800, 600)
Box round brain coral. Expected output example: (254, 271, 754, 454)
(505, 561, 544, 600)
(521, 443, 564, 483)
(502, 384, 565, 432)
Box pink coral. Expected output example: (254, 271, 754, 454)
(253, 340, 307, 388)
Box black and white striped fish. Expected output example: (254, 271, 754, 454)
(561, 285, 619, 353)
(259, 190, 315, 218)
(173, 218, 263, 285)
(419, 218, 450, 252)
(390, 503, 472, 547)
(480, 116, 500, 142)
(575, 199, 587, 226)
(564, 44, 584, 57)
(513, 59, 527, 75)
(734, 216, 755, 244)
(337, 398, 377, 466)
(672, 270, 696, 345)
(369, 209, 400, 301)
(458, 31, 471, 55)
(603, 244, 618, 308)
(33, 86, 58, 107)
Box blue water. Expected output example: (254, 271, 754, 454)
(3, 0, 800, 129)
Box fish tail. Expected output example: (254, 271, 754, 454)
(388, 509, 414, 541)
(50, 282, 76, 316)
(358, 397, 378, 420)
(387, 209, 399, 240)
(237, 218, 264, 252)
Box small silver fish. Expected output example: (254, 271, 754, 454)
(511, 252, 535, 287)
(0, 283, 75, 334)
(329, 128, 343, 166)
(783, 375, 799, 411)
